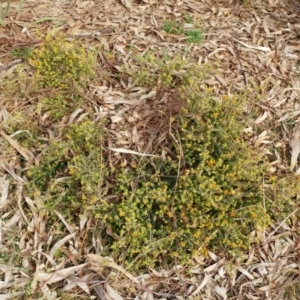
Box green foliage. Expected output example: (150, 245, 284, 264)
(184, 12, 193, 24)
(162, 18, 203, 44)
(163, 20, 183, 35)
(284, 281, 300, 300)
(12, 37, 297, 274)
(185, 29, 203, 43)
(1, 64, 36, 98)
(0, 0, 24, 26)
(26, 120, 107, 217)
(266, 174, 300, 220)
(0, 66, 42, 149)
(98, 57, 273, 270)
(12, 47, 34, 59)
(0, 0, 11, 26)
(2, 109, 39, 149)
(132, 53, 183, 88)
(28, 32, 96, 120)
(29, 32, 95, 89)
(132, 53, 208, 90)
(38, 90, 83, 121)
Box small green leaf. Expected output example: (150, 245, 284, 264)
(0, 18, 6, 27)
(33, 16, 58, 23)
(18, 0, 24, 14)
(3, 0, 10, 16)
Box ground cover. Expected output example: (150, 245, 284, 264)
(1, 0, 300, 299)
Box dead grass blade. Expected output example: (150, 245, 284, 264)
(0, 130, 34, 164)
(87, 254, 139, 284)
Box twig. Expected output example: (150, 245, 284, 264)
(93, 284, 107, 300)
(0, 58, 22, 71)
(229, 38, 247, 86)
(264, 208, 299, 244)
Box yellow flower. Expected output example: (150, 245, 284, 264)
(194, 231, 201, 238)
(69, 167, 75, 175)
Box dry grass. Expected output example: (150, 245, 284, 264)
(1, 0, 300, 299)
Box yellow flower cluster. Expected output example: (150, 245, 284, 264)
(30, 32, 95, 89)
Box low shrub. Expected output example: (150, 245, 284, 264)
(38, 90, 84, 121)
(94, 56, 273, 270)
(23, 50, 298, 272)
(132, 53, 208, 90)
(29, 32, 96, 120)
(29, 32, 95, 89)
(26, 120, 108, 217)
(104, 103, 270, 269)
